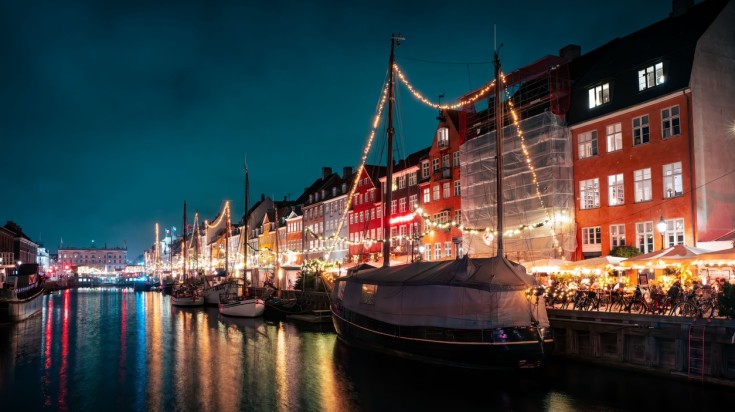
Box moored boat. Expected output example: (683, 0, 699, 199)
(171, 283, 204, 307)
(0, 263, 45, 323)
(330, 36, 553, 371)
(219, 278, 265, 318)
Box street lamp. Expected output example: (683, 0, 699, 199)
(657, 216, 667, 250)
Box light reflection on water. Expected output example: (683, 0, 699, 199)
(1, 288, 734, 412)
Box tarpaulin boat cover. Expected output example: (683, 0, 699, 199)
(333, 255, 549, 329)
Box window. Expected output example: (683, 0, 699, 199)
(454, 210, 461, 225)
(432, 158, 440, 172)
(422, 161, 430, 178)
(610, 224, 626, 248)
(434, 210, 450, 224)
(424, 244, 432, 261)
(444, 242, 452, 258)
(423, 188, 430, 203)
(442, 154, 450, 169)
(437, 127, 449, 148)
(663, 162, 683, 198)
(608, 174, 624, 206)
(453, 180, 461, 197)
(399, 198, 406, 213)
(580, 178, 600, 210)
(636, 221, 654, 254)
(434, 243, 442, 260)
(443, 182, 450, 199)
(433, 185, 440, 200)
(663, 218, 685, 247)
(391, 200, 397, 214)
(360, 284, 377, 304)
(398, 175, 406, 189)
(638, 62, 664, 91)
(588, 83, 610, 108)
(582, 227, 601, 245)
(661, 106, 680, 138)
(606, 123, 622, 152)
(634, 168, 652, 202)
(633, 115, 650, 146)
(408, 172, 417, 186)
(453, 151, 460, 167)
(578, 130, 598, 159)
(409, 194, 418, 211)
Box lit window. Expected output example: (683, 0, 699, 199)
(606, 123, 622, 152)
(663, 162, 683, 198)
(578, 130, 598, 159)
(636, 221, 654, 254)
(638, 62, 664, 91)
(582, 227, 601, 245)
(610, 224, 626, 248)
(634, 168, 652, 202)
(608, 174, 624, 206)
(588, 83, 610, 108)
(662, 218, 685, 247)
(437, 127, 449, 148)
(580, 178, 600, 210)
(453, 180, 461, 197)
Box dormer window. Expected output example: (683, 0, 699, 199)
(332, 187, 337, 196)
(638, 62, 664, 91)
(437, 127, 449, 148)
(588, 83, 610, 108)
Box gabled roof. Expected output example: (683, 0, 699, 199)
(567, 0, 728, 124)
(362, 164, 387, 187)
(395, 146, 430, 172)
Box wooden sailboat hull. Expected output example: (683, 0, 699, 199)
(171, 294, 204, 307)
(330, 303, 552, 371)
(219, 298, 265, 317)
(203, 282, 230, 306)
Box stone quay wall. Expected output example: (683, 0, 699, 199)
(548, 308, 735, 387)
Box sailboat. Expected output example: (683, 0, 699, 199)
(219, 165, 265, 318)
(329, 36, 553, 371)
(171, 201, 204, 307)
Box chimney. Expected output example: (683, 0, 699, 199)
(261, 193, 265, 201)
(343, 166, 353, 179)
(559, 44, 581, 61)
(670, 0, 694, 17)
(322, 167, 332, 180)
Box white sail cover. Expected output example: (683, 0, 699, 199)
(336, 256, 549, 330)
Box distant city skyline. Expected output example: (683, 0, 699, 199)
(0, 0, 681, 258)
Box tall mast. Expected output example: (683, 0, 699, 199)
(225, 202, 230, 278)
(243, 161, 249, 275)
(383, 33, 402, 268)
(494, 48, 505, 257)
(194, 210, 199, 270)
(183, 201, 187, 279)
(275, 204, 279, 288)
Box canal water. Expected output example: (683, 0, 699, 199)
(1, 288, 734, 412)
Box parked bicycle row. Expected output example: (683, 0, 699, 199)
(543, 280, 727, 318)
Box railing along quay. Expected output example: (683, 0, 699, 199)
(547, 308, 735, 387)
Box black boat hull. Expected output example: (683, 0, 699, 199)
(330, 304, 553, 371)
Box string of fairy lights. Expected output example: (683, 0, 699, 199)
(161, 61, 567, 265)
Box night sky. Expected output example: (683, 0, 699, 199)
(0, 0, 679, 260)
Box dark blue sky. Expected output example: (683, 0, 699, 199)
(0, 0, 678, 259)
